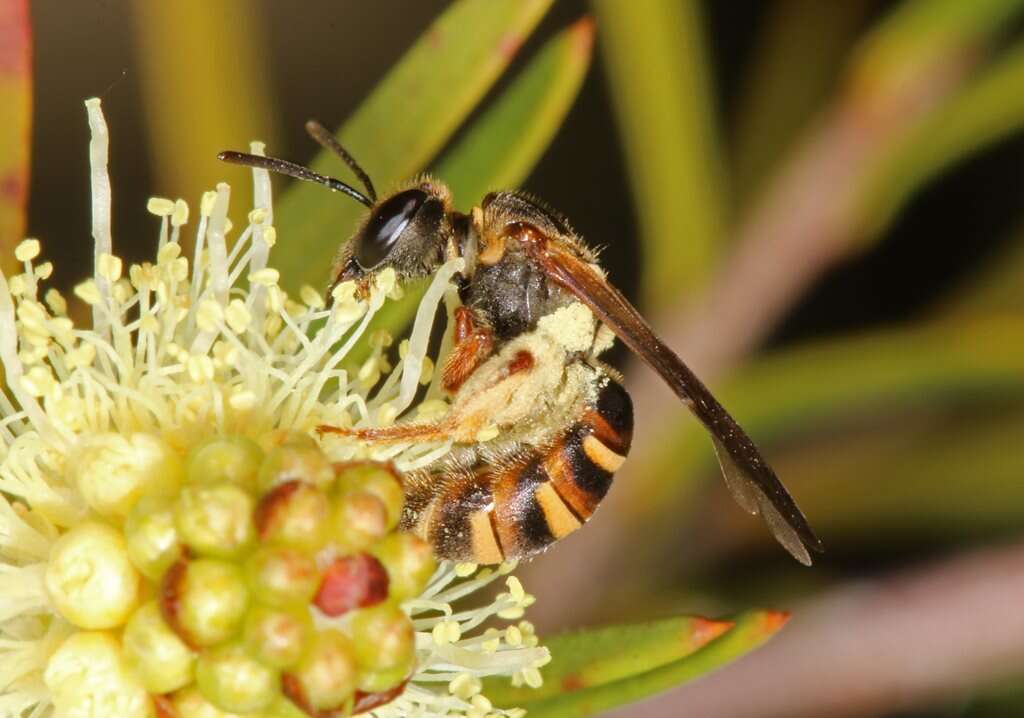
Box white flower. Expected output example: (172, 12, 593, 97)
(0, 98, 548, 718)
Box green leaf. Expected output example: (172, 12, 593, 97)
(755, 406, 1024, 547)
(131, 0, 279, 250)
(491, 611, 787, 718)
(591, 0, 725, 308)
(484, 614, 733, 707)
(339, 17, 596, 365)
(945, 223, 1024, 315)
(731, 1, 871, 204)
(0, 0, 32, 277)
(856, 39, 1024, 240)
(274, 0, 554, 295)
(437, 17, 596, 208)
(622, 316, 1024, 522)
(847, 0, 1024, 102)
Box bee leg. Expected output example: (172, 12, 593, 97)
(441, 306, 494, 392)
(316, 419, 454, 444)
(319, 345, 539, 445)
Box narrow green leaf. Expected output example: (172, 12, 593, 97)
(746, 407, 1024, 547)
(731, 0, 870, 204)
(0, 0, 32, 277)
(591, 0, 725, 308)
(623, 316, 1024, 520)
(274, 0, 554, 294)
(340, 17, 595, 364)
(847, 0, 1024, 101)
(501, 611, 787, 718)
(437, 17, 596, 208)
(945, 223, 1024, 315)
(131, 0, 279, 252)
(856, 39, 1024, 239)
(484, 614, 733, 707)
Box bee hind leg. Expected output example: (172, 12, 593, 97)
(316, 419, 454, 444)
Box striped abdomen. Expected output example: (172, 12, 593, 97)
(402, 376, 634, 563)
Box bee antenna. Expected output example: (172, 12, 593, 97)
(304, 120, 377, 202)
(217, 151, 374, 208)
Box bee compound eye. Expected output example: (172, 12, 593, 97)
(356, 189, 428, 269)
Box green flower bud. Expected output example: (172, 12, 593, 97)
(254, 480, 330, 550)
(243, 604, 311, 670)
(125, 495, 182, 581)
(283, 629, 358, 713)
(257, 445, 334, 493)
(262, 694, 310, 718)
(172, 684, 250, 718)
(347, 603, 415, 679)
(122, 601, 195, 693)
(372, 533, 436, 602)
(358, 665, 413, 695)
(330, 490, 389, 554)
(186, 436, 264, 490)
(43, 631, 152, 718)
(196, 642, 280, 714)
(175, 482, 256, 558)
(335, 463, 404, 530)
(165, 559, 249, 647)
(244, 546, 319, 608)
(45, 521, 141, 629)
(70, 432, 183, 521)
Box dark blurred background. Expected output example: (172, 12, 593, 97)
(20, 1, 1024, 717)
(28, 0, 1024, 341)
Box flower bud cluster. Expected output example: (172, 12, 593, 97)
(42, 432, 434, 717)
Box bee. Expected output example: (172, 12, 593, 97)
(219, 121, 823, 566)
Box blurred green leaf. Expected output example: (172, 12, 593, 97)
(945, 223, 1024, 315)
(731, 0, 871, 204)
(0, 0, 32, 277)
(591, 0, 725, 308)
(962, 678, 1024, 718)
(732, 406, 1024, 549)
(857, 39, 1024, 239)
(847, 0, 1024, 102)
(491, 611, 787, 718)
(624, 317, 1024, 521)
(341, 16, 595, 364)
(484, 614, 733, 707)
(131, 0, 278, 247)
(274, 0, 553, 295)
(438, 17, 595, 209)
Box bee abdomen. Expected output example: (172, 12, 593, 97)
(404, 378, 634, 563)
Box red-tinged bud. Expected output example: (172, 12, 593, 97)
(254, 480, 330, 550)
(313, 554, 389, 617)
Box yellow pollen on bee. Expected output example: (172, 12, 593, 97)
(582, 434, 626, 472)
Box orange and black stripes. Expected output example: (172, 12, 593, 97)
(402, 377, 634, 563)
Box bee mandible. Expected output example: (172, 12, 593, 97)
(219, 121, 823, 566)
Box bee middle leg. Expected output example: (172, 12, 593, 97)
(441, 306, 494, 393)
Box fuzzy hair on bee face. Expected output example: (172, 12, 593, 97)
(327, 177, 456, 297)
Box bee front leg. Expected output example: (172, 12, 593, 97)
(441, 306, 494, 393)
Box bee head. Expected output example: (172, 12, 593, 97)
(328, 179, 452, 293)
(218, 122, 456, 304)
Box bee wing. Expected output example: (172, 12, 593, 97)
(533, 242, 823, 565)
